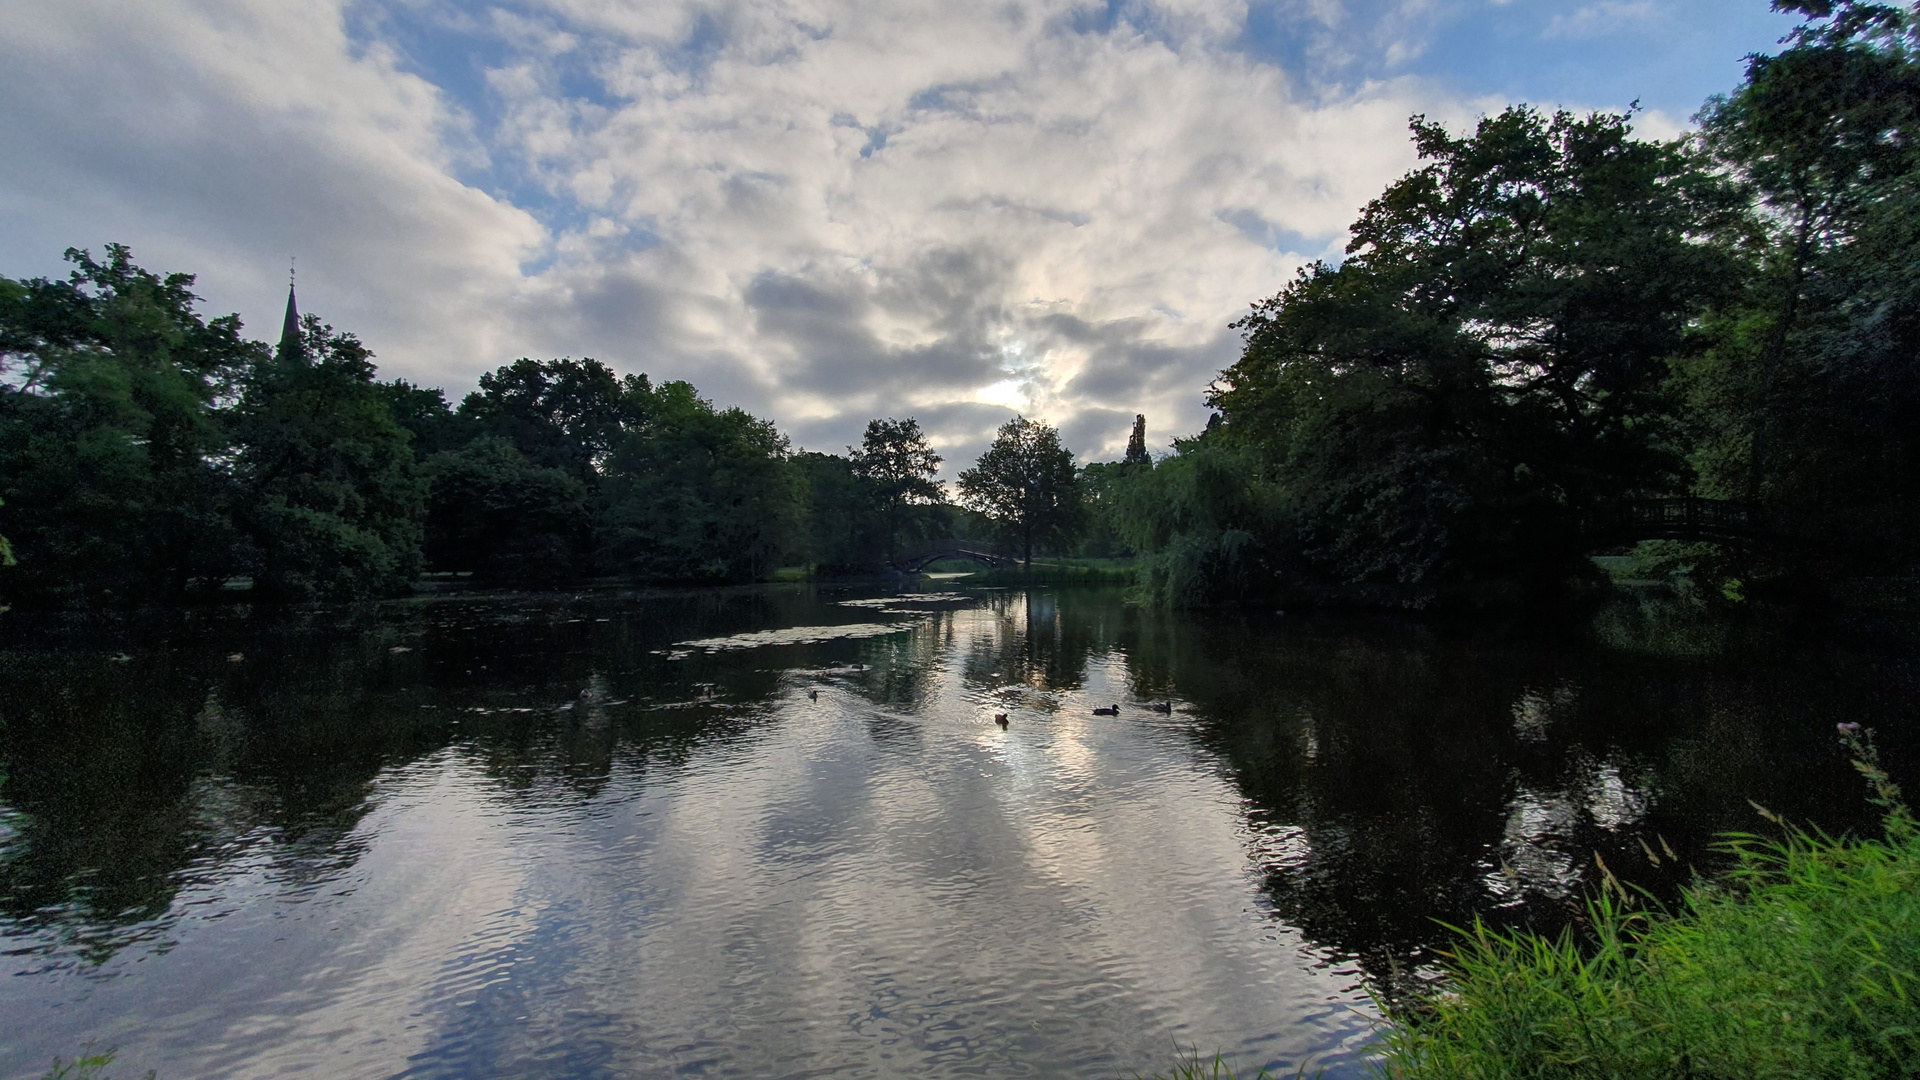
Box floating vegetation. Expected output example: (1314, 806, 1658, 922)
(656, 622, 913, 659)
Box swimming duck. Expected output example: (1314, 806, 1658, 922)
(808, 688, 819, 701)
(1147, 701, 1172, 714)
(994, 713, 1009, 727)
(1092, 704, 1119, 716)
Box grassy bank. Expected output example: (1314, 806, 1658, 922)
(1149, 731, 1919, 1080)
(1378, 729, 1918, 1080)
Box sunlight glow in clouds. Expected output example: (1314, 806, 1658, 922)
(0, 0, 1795, 467)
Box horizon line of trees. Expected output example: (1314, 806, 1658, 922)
(0, 252, 1114, 606)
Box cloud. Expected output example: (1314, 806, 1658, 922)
(2, 0, 1488, 471)
(1542, 2, 1662, 41)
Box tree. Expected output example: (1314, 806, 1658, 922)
(597, 379, 801, 581)
(792, 451, 887, 571)
(230, 315, 425, 599)
(848, 417, 945, 556)
(1690, 0, 1920, 568)
(1207, 106, 1740, 602)
(423, 437, 592, 584)
(1123, 414, 1151, 467)
(457, 357, 635, 482)
(958, 415, 1081, 566)
(0, 245, 253, 605)
(381, 380, 463, 460)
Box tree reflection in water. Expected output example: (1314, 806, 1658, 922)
(0, 584, 1909, 1024)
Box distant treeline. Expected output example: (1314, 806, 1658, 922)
(1107, 1, 1920, 608)
(0, 241, 1117, 605)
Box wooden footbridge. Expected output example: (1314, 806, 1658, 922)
(1577, 498, 1765, 548)
(888, 541, 1011, 573)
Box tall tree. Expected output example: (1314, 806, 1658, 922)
(1691, 1, 1920, 568)
(848, 417, 945, 557)
(423, 437, 592, 584)
(230, 316, 425, 599)
(0, 245, 253, 604)
(457, 358, 635, 482)
(1123, 414, 1151, 467)
(958, 415, 1081, 566)
(1209, 106, 1739, 599)
(1699, 1, 1920, 502)
(598, 379, 801, 582)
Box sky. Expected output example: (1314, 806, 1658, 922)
(0, 0, 1801, 471)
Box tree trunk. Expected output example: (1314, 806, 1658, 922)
(1747, 204, 1815, 505)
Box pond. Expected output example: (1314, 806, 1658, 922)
(0, 585, 1912, 1079)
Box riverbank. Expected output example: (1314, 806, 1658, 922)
(1153, 734, 1919, 1080)
(1378, 739, 1917, 1078)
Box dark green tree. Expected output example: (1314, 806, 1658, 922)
(1123, 414, 1151, 467)
(457, 358, 634, 482)
(792, 450, 887, 571)
(382, 380, 464, 460)
(230, 316, 425, 599)
(1690, 0, 1920, 568)
(848, 417, 945, 557)
(423, 437, 592, 584)
(958, 415, 1082, 566)
(0, 245, 253, 604)
(597, 379, 801, 581)
(1207, 106, 1740, 602)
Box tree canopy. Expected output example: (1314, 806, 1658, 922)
(958, 415, 1081, 567)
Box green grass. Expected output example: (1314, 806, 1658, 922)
(41, 1048, 151, 1080)
(1375, 730, 1920, 1080)
(1141, 1048, 1285, 1079)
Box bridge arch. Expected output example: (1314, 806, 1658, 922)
(889, 541, 1011, 573)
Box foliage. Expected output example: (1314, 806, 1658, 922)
(791, 450, 887, 571)
(423, 437, 592, 584)
(1123, 413, 1152, 467)
(597, 378, 801, 582)
(229, 316, 425, 599)
(1141, 1047, 1281, 1080)
(849, 416, 945, 556)
(958, 415, 1082, 566)
(1105, 441, 1287, 606)
(1686, 0, 1920, 570)
(1375, 730, 1920, 1080)
(455, 357, 635, 481)
(1203, 106, 1738, 605)
(0, 245, 254, 605)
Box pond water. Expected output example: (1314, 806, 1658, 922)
(0, 585, 1912, 1079)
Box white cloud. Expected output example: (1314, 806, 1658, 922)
(1542, 1, 1661, 41)
(0, 0, 1479, 466)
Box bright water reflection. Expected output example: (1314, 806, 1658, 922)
(0, 586, 1909, 1079)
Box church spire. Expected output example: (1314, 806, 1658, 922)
(277, 260, 300, 359)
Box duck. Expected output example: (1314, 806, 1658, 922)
(808, 688, 819, 701)
(1092, 704, 1120, 716)
(1147, 701, 1173, 714)
(994, 713, 1009, 727)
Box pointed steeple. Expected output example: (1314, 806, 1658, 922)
(277, 261, 300, 360)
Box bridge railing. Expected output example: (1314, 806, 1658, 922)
(1616, 498, 1756, 531)
(889, 540, 1010, 570)
(1580, 497, 1762, 544)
